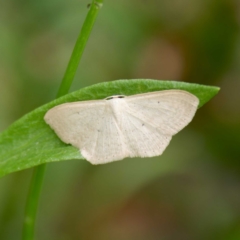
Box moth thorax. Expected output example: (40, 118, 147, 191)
(108, 98, 127, 120)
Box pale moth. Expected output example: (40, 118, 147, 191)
(44, 90, 199, 164)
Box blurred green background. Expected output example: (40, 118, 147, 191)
(0, 0, 240, 239)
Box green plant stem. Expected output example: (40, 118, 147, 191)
(22, 164, 46, 240)
(57, 0, 104, 97)
(22, 1, 103, 240)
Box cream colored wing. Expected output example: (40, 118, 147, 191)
(44, 90, 199, 164)
(44, 100, 128, 164)
(116, 90, 199, 158)
(82, 104, 129, 164)
(125, 90, 199, 136)
(116, 110, 172, 158)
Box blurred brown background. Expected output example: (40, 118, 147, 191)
(0, 0, 240, 239)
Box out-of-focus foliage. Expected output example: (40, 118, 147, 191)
(0, 0, 239, 240)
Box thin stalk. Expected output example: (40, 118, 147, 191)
(22, 1, 103, 240)
(22, 164, 46, 240)
(57, 0, 104, 97)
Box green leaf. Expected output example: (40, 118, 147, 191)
(0, 79, 220, 177)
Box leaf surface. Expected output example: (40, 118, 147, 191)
(0, 79, 220, 177)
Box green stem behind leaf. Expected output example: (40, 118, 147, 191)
(22, 1, 103, 239)
(57, 0, 103, 97)
(22, 164, 46, 240)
